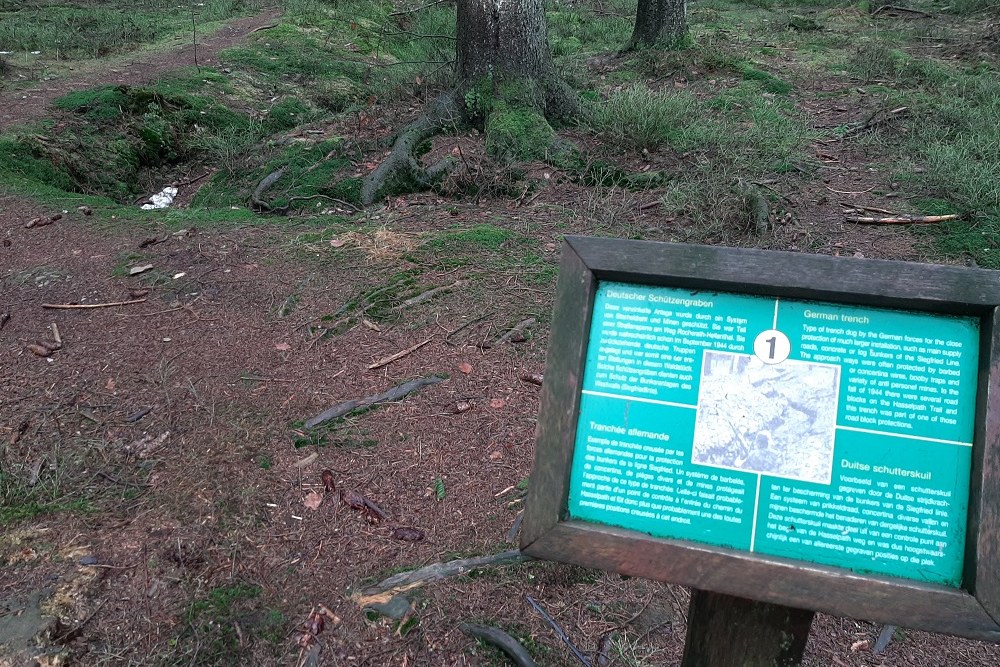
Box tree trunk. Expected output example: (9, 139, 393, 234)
(626, 0, 688, 50)
(456, 0, 575, 118)
(681, 590, 814, 667)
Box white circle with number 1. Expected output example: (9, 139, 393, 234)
(754, 329, 791, 364)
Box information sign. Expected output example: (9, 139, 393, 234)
(568, 283, 978, 586)
(521, 237, 1000, 643)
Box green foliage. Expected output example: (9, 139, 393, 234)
(0, 137, 76, 192)
(180, 582, 284, 664)
(195, 139, 354, 210)
(944, 0, 998, 14)
(899, 74, 1000, 267)
(735, 62, 793, 94)
(222, 1, 455, 101)
(433, 477, 446, 501)
(590, 79, 811, 175)
(584, 85, 704, 151)
(486, 105, 555, 160)
(423, 224, 517, 253)
(0, 0, 257, 59)
(547, 5, 633, 54)
(848, 42, 949, 87)
(27, 83, 258, 201)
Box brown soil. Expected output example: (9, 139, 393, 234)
(1, 7, 998, 667)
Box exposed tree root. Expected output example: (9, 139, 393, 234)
(361, 92, 461, 205)
(459, 623, 537, 667)
(353, 549, 528, 607)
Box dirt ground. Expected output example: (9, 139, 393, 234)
(2, 6, 1000, 667)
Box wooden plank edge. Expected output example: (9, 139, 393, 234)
(971, 307, 1000, 623)
(524, 520, 1000, 642)
(565, 236, 1000, 310)
(521, 240, 594, 548)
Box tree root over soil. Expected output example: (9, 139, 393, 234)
(460, 623, 537, 667)
(303, 375, 445, 428)
(353, 549, 529, 608)
(361, 93, 462, 205)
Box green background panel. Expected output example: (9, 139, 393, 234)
(568, 395, 757, 551)
(583, 283, 776, 404)
(568, 282, 978, 587)
(778, 300, 979, 442)
(753, 429, 970, 586)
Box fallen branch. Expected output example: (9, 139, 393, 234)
(354, 549, 528, 607)
(842, 106, 909, 138)
(368, 337, 433, 370)
(247, 22, 279, 35)
(445, 312, 492, 344)
(392, 280, 466, 313)
(749, 190, 771, 237)
(42, 298, 147, 310)
(388, 0, 448, 16)
(251, 167, 286, 211)
(304, 375, 445, 428)
(460, 623, 537, 667)
(872, 5, 932, 18)
(526, 596, 593, 667)
(50, 323, 61, 346)
(284, 193, 360, 212)
(490, 318, 536, 347)
(847, 214, 960, 225)
(840, 202, 897, 215)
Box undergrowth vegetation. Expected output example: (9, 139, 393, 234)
(0, 0, 997, 264)
(0, 0, 264, 58)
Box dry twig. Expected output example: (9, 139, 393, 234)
(354, 549, 528, 607)
(368, 337, 433, 370)
(847, 214, 960, 225)
(526, 596, 593, 667)
(304, 375, 445, 428)
(42, 299, 147, 310)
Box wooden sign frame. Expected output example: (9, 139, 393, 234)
(521, 236, 1000, 642)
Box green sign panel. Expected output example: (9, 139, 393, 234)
(567, 282, 980, 587)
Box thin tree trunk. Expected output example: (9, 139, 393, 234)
(627, 0, 687, 50)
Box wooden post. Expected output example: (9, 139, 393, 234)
(681, 589, 815, 667)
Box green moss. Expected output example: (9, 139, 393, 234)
(265, 97, 314, 133)
(0, 137, 76, 191)
(424, 224, 516, 252)
(735, 62, 793, 95)
(486, 105, 555, 160)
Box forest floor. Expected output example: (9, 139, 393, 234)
(1, 1, 999, 666)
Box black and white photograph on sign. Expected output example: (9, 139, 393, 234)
(692, 351, 840, 483)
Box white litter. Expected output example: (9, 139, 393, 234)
(140, 186, 178, 210)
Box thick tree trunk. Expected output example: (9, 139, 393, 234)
(456, 0, 575, 118)
(626, 0, 687, 50)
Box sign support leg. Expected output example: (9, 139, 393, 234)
(681, 589, 815, 667)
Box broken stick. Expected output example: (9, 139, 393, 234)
(50, 323, 61, 346)
(354, 549, 528, 607)
(527, 596, 593, 667)
(391, 280, 467, 313)
(42, 299, 147, 310)
(368, 337, 433, 370)
(491, 317, 536, 347)
(304, 375, 445, 428)
(846, 214, 960, 225)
